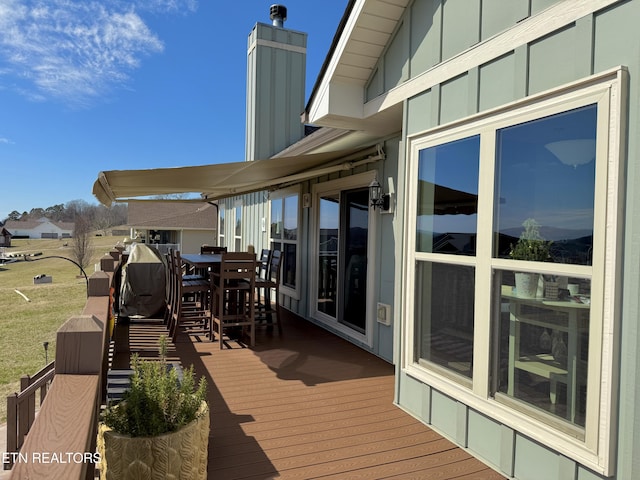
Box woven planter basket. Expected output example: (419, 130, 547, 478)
(97, 401, 209, 480)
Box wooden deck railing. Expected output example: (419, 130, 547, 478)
(6, 250, 121, 480)
(4, 362, 55, 469)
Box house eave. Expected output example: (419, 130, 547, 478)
(305, 0, 411, 127)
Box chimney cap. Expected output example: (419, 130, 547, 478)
(270, 4, 287, 27)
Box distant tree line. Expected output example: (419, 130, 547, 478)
(2, 200, 128, 234)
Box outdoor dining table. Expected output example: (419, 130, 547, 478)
(179, 253, 223, 280)
(180, 253, 222, 271)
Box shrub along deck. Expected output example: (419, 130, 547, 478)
(112, 311, 505, 480)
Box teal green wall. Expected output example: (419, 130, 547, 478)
(441, 0, 481, 60)
(394, 0, 640, 479)
(594, 2, 640, 478)
(478, 52, 519, 112)
(367, 0, 565, 101)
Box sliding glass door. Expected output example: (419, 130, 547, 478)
(316, 183, 371, 339)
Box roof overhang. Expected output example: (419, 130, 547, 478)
(304, 0, 410, 134)
(93, 145, 384, 207)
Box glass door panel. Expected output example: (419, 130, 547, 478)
(340, 189, 369, 333)
(318, 194, 339, 317)
(316, 188, 370, 336)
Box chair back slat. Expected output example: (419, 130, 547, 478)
(257, 249, 271, 279)
(215, 253, 256, 282)
(201, 245, 227, 254)
(268, 250, 282, 285)
(253, 249, 283, 333)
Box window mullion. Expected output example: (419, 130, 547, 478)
(473, 129, 497, 397)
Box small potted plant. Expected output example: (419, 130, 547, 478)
(97, 335, 209, 480)
(509, 218, 552, 298)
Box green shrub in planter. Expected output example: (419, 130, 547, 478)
(102, 335, 207, 436)
(98, 335, 209, 479)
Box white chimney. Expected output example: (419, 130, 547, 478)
(246, 4, 306, 160)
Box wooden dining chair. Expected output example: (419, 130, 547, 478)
(201, 245, 227, 254)
(256, 248, 271, 281)
(166, 249, 191, 335)
(168, 250, 210, 342)
(210, 252, 256, 349)
(164, 249, 181, 326)
(255, 249, 283, 333)
(165, 249, 199, 325)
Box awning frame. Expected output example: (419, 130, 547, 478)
(203, 145, 385, 201)
(93, 145, 385, 206)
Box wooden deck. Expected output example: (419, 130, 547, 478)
(112, 311, 505, 480)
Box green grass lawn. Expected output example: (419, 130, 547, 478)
(0, 236, 121, 423)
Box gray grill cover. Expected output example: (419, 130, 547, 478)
(120, 244, 167, 317)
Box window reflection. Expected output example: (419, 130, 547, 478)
(494, 270, 590, 429)
(284, 195, 298, 240)
(494, 105, 596, 265)
(235, 208, 241, 237)
(219, 207, 225, 246)
(416, 136, 480, 255)
(234, 207, 242, 251)
(318, 195, 339, 317)
(416, 262, 475, 379)
(271, 201, 282, 239)
(282, 243, 296, 289)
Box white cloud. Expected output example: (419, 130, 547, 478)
(130, 0, 198, 14)
(0, 137, 13, 144)
(0, 0, 197, 106)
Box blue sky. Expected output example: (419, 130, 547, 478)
(0, 0, 348, 219)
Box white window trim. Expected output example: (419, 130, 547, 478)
(310, 171, 378, 348)
(402, 67, 626, 476)
(269, 186, 301, 300)
(218, 205, 225, 248)
(233, 198, 242, 252)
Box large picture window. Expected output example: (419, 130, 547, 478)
(404, 69, 625, 473)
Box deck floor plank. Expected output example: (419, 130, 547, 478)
(114, 311, 505, 479)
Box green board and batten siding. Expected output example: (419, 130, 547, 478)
(383, 1, 640, 479)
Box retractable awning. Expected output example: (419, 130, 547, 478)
(417, 180, 478, 216)
(93, 145, 384, 206)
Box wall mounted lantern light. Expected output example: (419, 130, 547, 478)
(369, 178, 390, 211)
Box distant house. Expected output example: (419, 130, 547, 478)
(125, 201, 217, 254)
(0, 227, 12, 246)
(4, 218, 74, 239)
